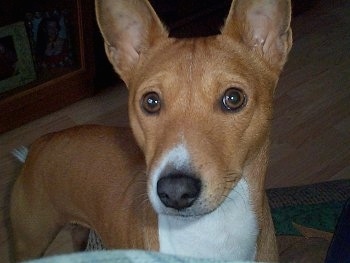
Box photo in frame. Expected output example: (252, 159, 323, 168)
(25, 9, 74, 69)
(0, 22, 36, 94)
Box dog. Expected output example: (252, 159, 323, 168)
(9, 0, 292, 261)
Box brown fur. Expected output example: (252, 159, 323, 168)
(10, 126, 159, 261)
(10, 0, 292, 261)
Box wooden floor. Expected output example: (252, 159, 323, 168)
(1, 0, 349, 261)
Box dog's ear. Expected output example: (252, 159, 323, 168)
(96, 0, 168, 84)
(222, 0, 292, 72)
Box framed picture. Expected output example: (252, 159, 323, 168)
(25, 9, 74, 69)
(0, 22, 36, 94)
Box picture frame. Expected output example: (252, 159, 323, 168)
(0, 22, 36, 94)
(0, 0, 95, 134)
(25, 9, 74, 70)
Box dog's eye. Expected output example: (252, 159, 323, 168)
(141, 92, 161, 114)
(222, 88, 247, 112)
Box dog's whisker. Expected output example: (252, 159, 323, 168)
(139, 197, 151, 208)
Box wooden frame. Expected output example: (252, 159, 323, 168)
(0, 22, 36, 94)
(0, 0, 95, 133)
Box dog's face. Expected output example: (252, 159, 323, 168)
(128, 37, 278, 216)
(96, 0, 292, 216)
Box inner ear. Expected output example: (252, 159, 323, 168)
(222, 0, 292, 72)
(96, 0, 168, 84)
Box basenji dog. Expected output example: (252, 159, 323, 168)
(9, 0, 292, 261)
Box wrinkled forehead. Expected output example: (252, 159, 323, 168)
(132, 36, 276, 91)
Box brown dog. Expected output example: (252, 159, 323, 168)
(9, 0, 292, 261)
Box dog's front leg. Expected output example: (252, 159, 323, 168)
(9, 175, 63, 262)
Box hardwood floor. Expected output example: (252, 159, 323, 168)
(1, 0, 349, 261)
(267, 0, 350, 187)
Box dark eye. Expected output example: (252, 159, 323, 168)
(222, 88, 247, 112)
(141, 92, 161, 114)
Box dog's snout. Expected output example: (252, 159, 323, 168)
(157, 174, 201, 210)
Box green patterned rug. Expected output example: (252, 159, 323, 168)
(267, 179, 350, 236)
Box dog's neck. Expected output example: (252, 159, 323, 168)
(158, 178, 258, 261)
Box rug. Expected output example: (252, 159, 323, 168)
(267, 179, 350, 236)
(86, 179, 350, 250)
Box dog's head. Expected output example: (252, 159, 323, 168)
(96, 0, 292, 216)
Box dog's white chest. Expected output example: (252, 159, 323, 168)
(158, 179, 258, 260)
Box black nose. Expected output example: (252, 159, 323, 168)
(157, 174, 201, 210)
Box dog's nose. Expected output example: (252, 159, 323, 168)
(157, 174, 201, 210)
